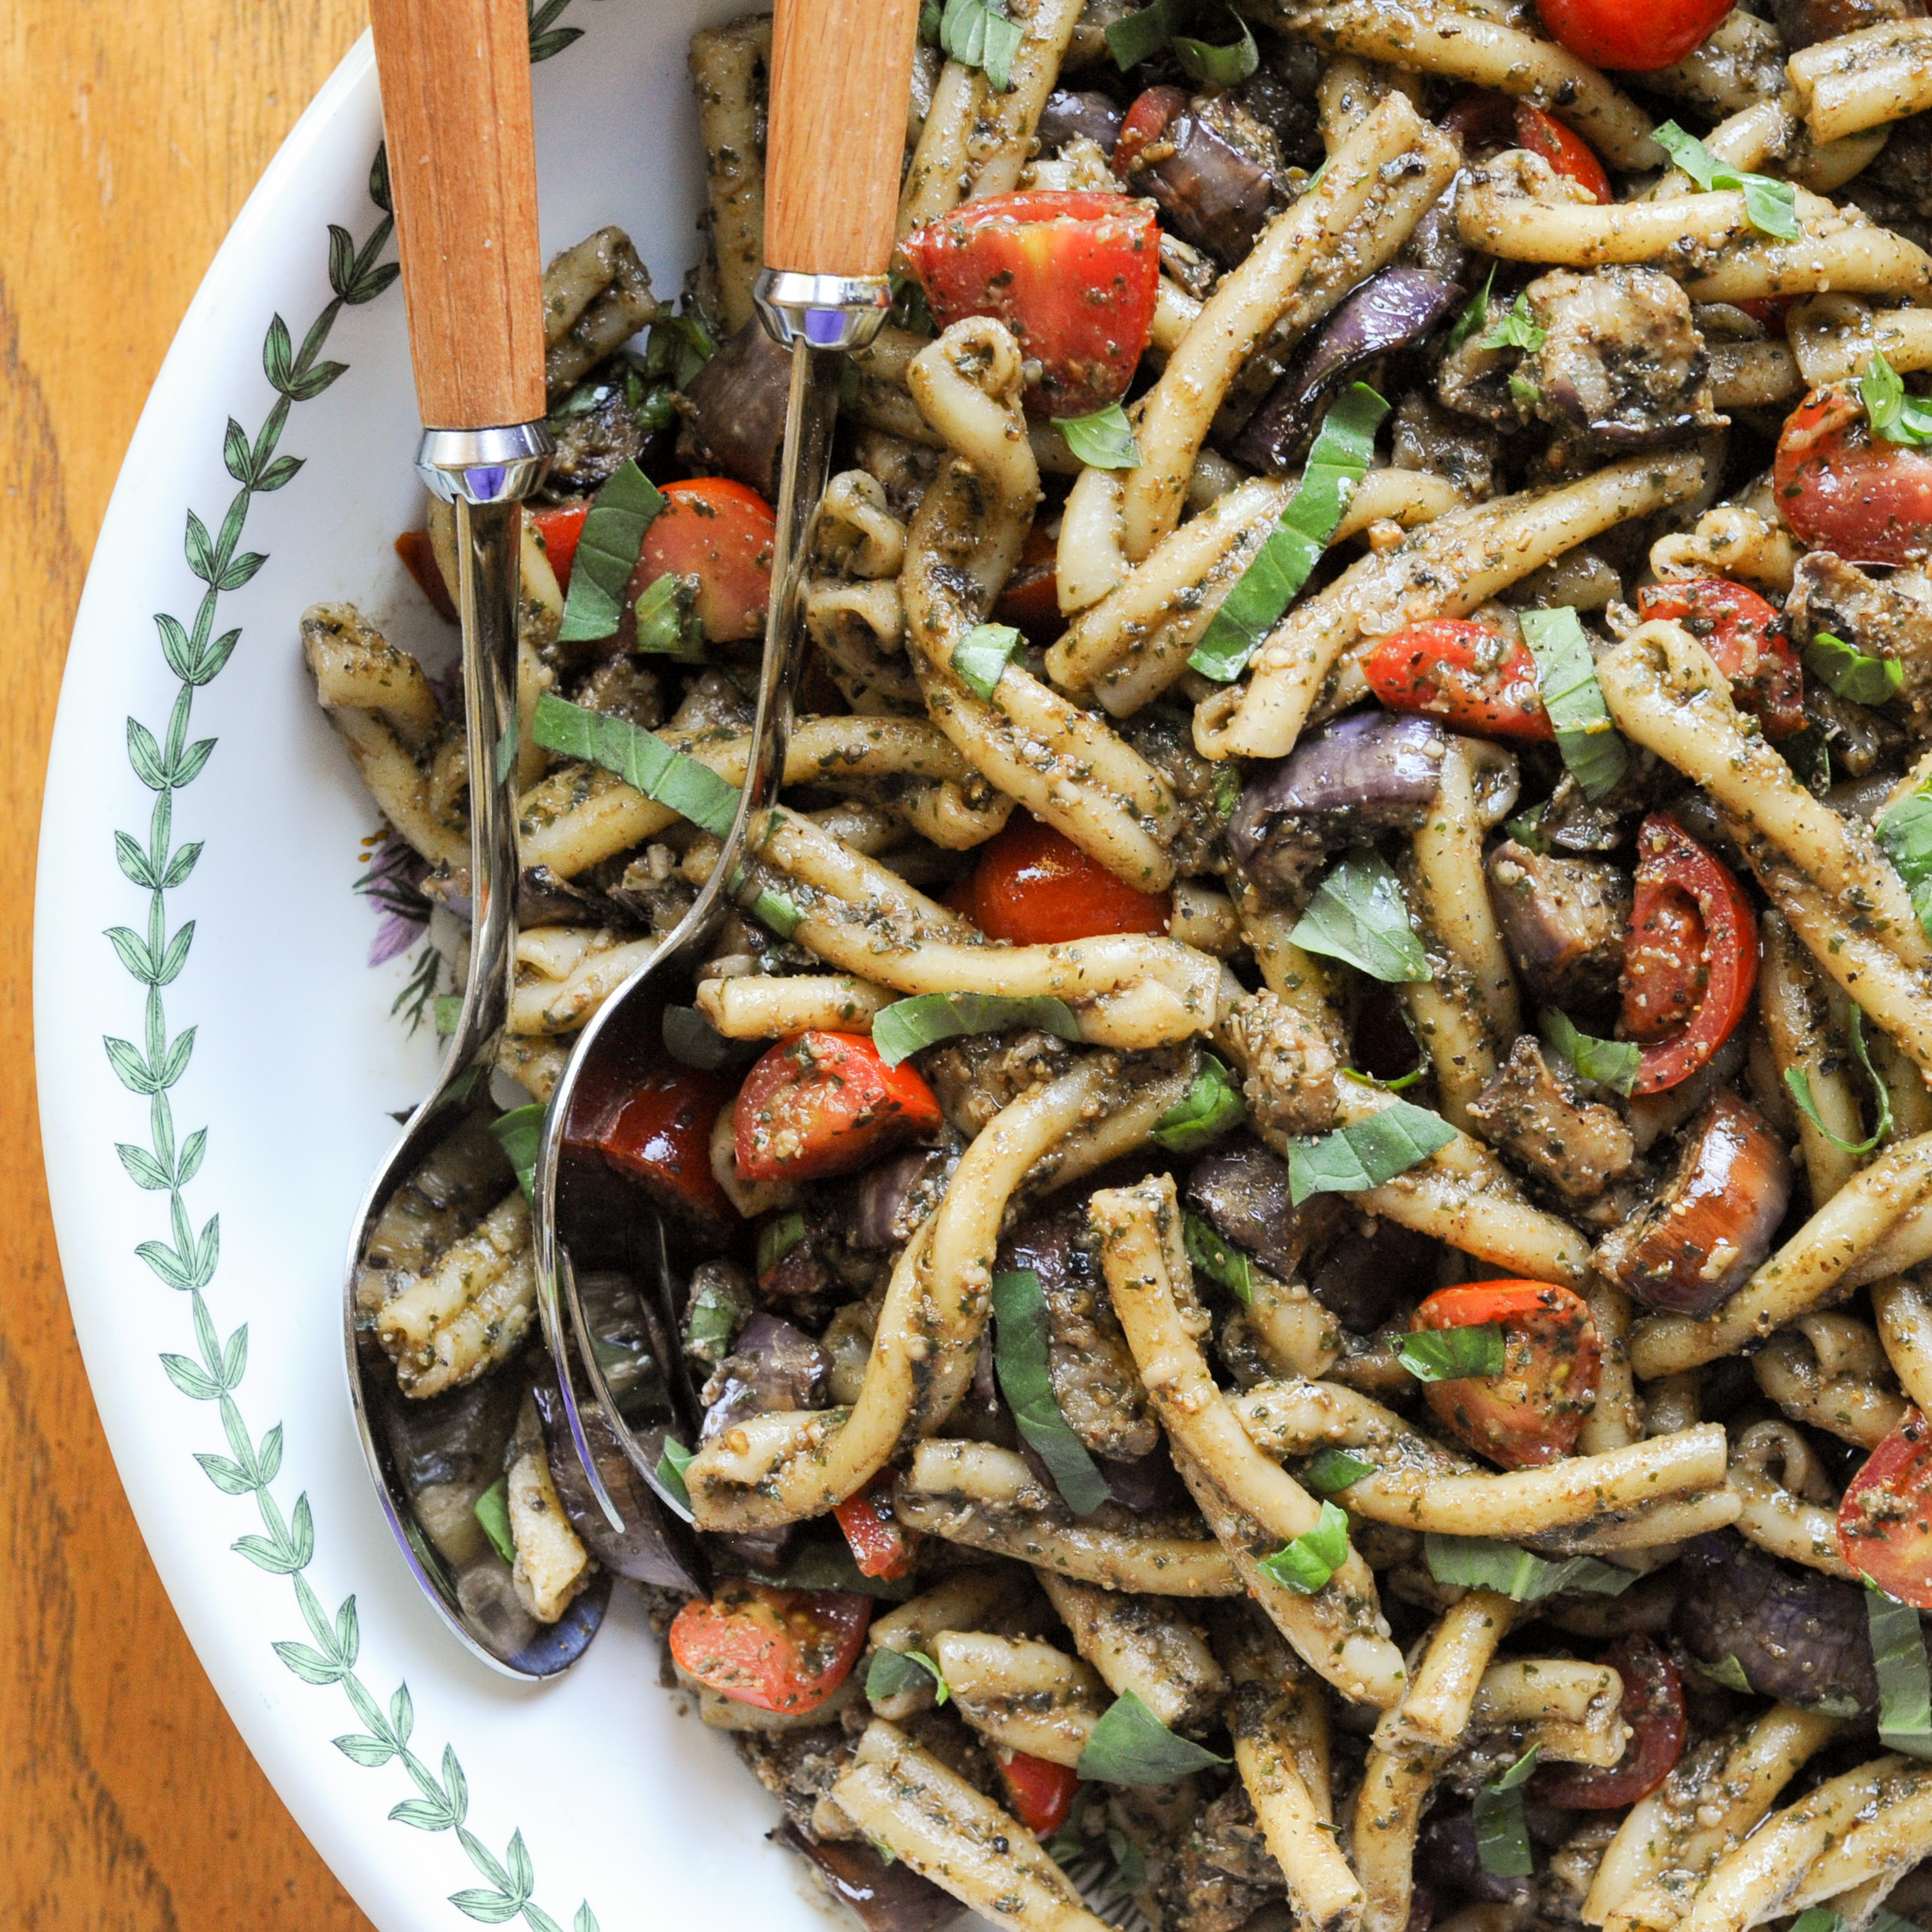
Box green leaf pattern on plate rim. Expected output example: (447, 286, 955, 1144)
(100, 7, 600, 1927)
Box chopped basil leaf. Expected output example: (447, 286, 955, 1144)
(1861, 350, 1932, 448)
(1653, 120, 1800, 241)
(866, 1646, 950, 1704)
(1423, 1533, 1637, 1602)
(488, 1104, 543, 1201)
(1520, 606, 1628, 803)
(1397, 1323, 1506, 1383)
(1290, 851, 1431, 984)
(952, 621, 1024, 701)
(1189, 383, 1388, 682)
(474, 1478, 516, 1565)
(1304, 1448, 1379, 1495)
(1480, 292, 1546, 354)
(433, 993, 463, 1036)
(919, 0, 943, 42)
(1539, 1008, 1640, 1096)
(872, 991, 1082, 1067)
(940, 0, 1023, 91)
(663, 1003, 756, 1073)
(1807, 629, 1903, 706)
(993, 1268, 1113, 1516)
(1474, 1745, 1539, 1878)
(1786, 1006, 1892, 1155)
(1106, 0, 1181, 66)
(684, 1273, 744, 1365)
(1184, 1210, 1253, 1305)
(748, 886, 803, 939)
(1286, 1100, 1458, 1205)
(557, 460, 666, 643)
(533, 692, 741, 839)
(633, 570, 706, 661)
(1790, 1915, 1845, 1932)
(1151, 1054, 1246, 1152)
(1448, 263, 1497, 352)
(1106, 1828, 1148, 1893)
(757, 1211, 810, 1277)
(1173, 9, 1258, 85)
(1868, 1584, 1932, 1760)
(1699, 1652, 1754, 1693)
(1505, 803, 1550, 854)
(743, 1531, 919, 1600)
(1077, 1689, 1230, 1785)
(1879, 779, 1932, 941)
(642, 303, 716, 388)
(1782, 723, 1832, 797)
(1256, 1500, 1353, 1595)
(656, 1437, 695, 1512)
(1211, 762, 1243, 819)
(1057, 402, 1143, 469)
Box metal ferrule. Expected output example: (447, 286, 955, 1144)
(415, 421, 553, 505)
(754, 268, 893, 351)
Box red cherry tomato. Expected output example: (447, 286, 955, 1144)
(1620, 816, 1759, 1096)
(834, 1474, 920, 1582)
(1840, 1407, 1932, 1607)
(1412, 1279, 1601, 1469)
(1534, 1638, 1686, 1808)
(970, 813, 1171, 946)
(1514, 104, 1614, 204)
(902, 191, 1161, 418)
(395, 529, 458, 622)
(735, 1031, 943, 1184)
(669, 1582, 871, 1714)
(1113, 85, 1191, 178)
(1775, 383, 1932, 568)
(631, 478, 776, 642)
(1636, 578, 1804, 739)
(993, 518, 1062, 641)
(1363, 619, 1555, 742)
(581, 1061, 738, 1227)
(529, 501, 591, 589)
(1535, 0, 1732, 70)
(995, 1748, 1081, 1837)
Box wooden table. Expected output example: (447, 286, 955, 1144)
(3, 2, 376, 1922)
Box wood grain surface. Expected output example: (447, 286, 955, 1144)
(2, 0, 376, 1924)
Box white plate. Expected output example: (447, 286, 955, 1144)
(33, 6, 849, 1927)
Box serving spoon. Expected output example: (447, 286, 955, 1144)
(342, 0, 609, 1677)
(529, 0, 922, 1537)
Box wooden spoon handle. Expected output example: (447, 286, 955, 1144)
(764, 0, 920, 279)
(368, 0, 546, 429)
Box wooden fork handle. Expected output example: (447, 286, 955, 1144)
(764, 0, 920, 280)
(368, 0, 546, 429)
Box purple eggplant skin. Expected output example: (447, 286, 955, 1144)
(1674, 1531, 1879, 1715)
(780, 1826, 958, 1932)
(1418, 1808, 1533, 1909)
(1130, 107, 1277, 265)
(1187, 1139, 1331, 1284)
(677, 318, 792, 500)
(1038, 88, 1124, 158)
(1095, 1441, 1191, 1514)
(700, 1314, 832, 1443)
(1233, 269, 1464, 473)
(1310, 1218, 1438, 1333)
(849, 1146, 954, 1251)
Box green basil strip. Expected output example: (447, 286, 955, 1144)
(1105, 1829, 1148, 1894)
(633, 570, 706, 661)
(474, 1477, 516, 1565)
(488, 1104, 543, 1202)
(1397, 1323, 1506, 1383)
(684, 1274, 743, 1361)
(433, 993, 463, 1037)
(866, 1647, 950, 1704)
(1520, 605, 1628, 803)
(952, 621, 1024, 701)
(872, 991, 1083, 1067)
(1174, 10, 1258, 84)
(1290, 850, 1432, 983)
(1150, 1054, 1246, 1152)
(1106, 0, 1181, 66)
(992, 1268, 1113, 1516)
(1286, 1100, 1457, 1205)
(1183, 1210, 1253, 1305)
(1256, 1500, 1353, 1595)
(1057, 402, 1143, 469)
(1188, 383, 1388, 682)
(1653, 121, 1801, 241)
(1077, 1689, 1231, 1785)
(557, 459, 667, 643)
(1474, 1745, 1539, 1878)
(1423, 1533, 1637, 1602)
(1699, 1652, 1754, 1693)
(663, 1003, 755, 1073)
(1211, 763, 1243, 819)
(1880, 778, 1932, 941)
(743, 1532, 919, 1601)
(757, 1211, 810, 1277)
(1868, 1584, 1932, 1760)
(1862, 350, 1932, 447)
(1786, 1007, 1892, 1156)
(656, 1437, 695, 1512)
(1303, 1448, 1379, 1495)
(1790, 1915, 1846, 1932)
(1807, 629, 1904, 706)
(533, 692, 741, 839)
(1480, 292, 1546, 353)
(940, 0, 1023, 90)
(1448, 263, 1497, 351)
(1539, 1008, 1640, 1096)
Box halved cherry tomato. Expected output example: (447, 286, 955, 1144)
(1536, 0, 1732, 70)
(1776, 383, 1932, 568)
(1839, 1406, 1932, 1607)
(579, 1060, 738, 1227)
(1363, 619, 1554, 741)
(902, 191, 1161, 418)
(631, 478, 775, 641)
(669, 1582, 871, 1714)
(529, 501, 591, 590)
(395, 529, 458, 622)
(1620, 816, 1758, 1096)
(995, 1748, 1081, 1837)
(735, 1031, 943, 1184)
(971, 813, 1171, 946)
(1637, 578, 1804, 739)
(1113, 85, 1191, 178)
(1514, 104, 1614, 205)
(993, 519, 1062, 641)
(834, 1473, 920, 1582)
(1412, 1279, 1601, 1469)
(1533, 1638, 1686, 1808)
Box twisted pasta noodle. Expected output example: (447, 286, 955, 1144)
(1792, 296, 1932, 385)
(1474, 1658, 1624, 1728)
(930, 1631, 1106, 1767)
(1759, 910, 1862, 1205)
(1754, 1315, 1908, 1448)
(689, 15, 770, 334)
(375, 1190, 535, 1399)
(803, 578, 924, 714)
(684, 1056, 1129, 1530)
(1871, 1273, 1932, 1412)
(1784, 1764, 1932, 1915)
(1579, 1277, 1643, 1455)
(1034, 1572, 1227, 1735)
(1646, 11, 1788, 122)
(1458, 175, 1784, 266)
(1789, 21, 1932, 145)
(1092, 1174, 1409, 1707)
(695, 973, 894, 1039)
(1650, 502, 1800, 595)
(508, 927, 660, 1035)
(1685, 223, 1932, 305)
(1728, 1419, 1861, 1578)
